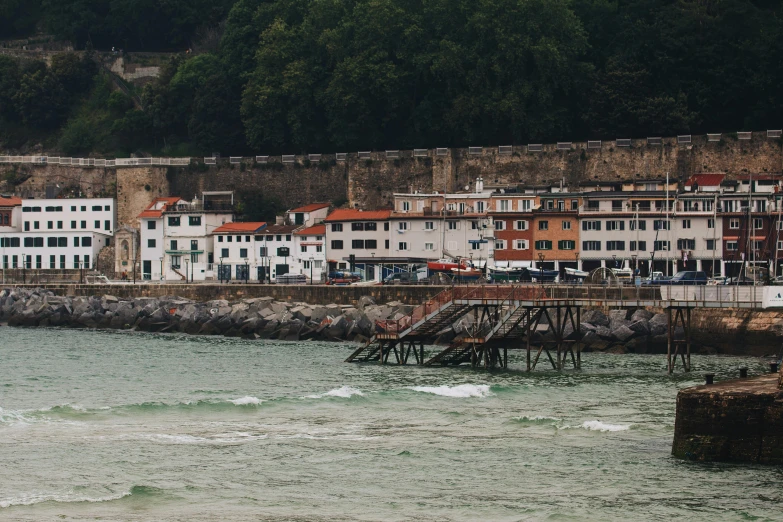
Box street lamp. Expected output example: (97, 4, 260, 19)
(184, 258, 189, 284)
(309, 256, 314, 285)
(371, 252, 375, 282)
(612, 254, 617, 269)
(219, 257, 224, 283)
(244, 258, 249, 284)
(538, 252, 545, 284)
(159, 256, 164, 282)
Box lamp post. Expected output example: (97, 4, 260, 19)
(612, 254, 617, 269)
(22, 252, 26, 284)
(184, 258, 189, 284)
(219, 257, 224, 284)
(244, 258, 249, 284)
(538, 252, 545, 284)
(309, 256, 314, 285)
(159, 256, 164, 282)
(371, 252, 375, 283)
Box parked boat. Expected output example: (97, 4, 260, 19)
(489, 267, 527, 281)
(427, 258, 468, 272)
(563, 267, 588, 282)
(522, 267, 559, 283)
(450, 267, 482, 281)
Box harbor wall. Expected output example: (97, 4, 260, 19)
(672, 374, 783, 464)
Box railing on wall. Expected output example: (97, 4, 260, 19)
(0, 156, 191, 168)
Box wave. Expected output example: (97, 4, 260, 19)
(228, 396, 264, 406)
(0, 485, 161, 509)
(303, 386, 364, 399)
(561, 420, 632, 432)
(512, 415, 561, 424)
(408, 384, 492, 398)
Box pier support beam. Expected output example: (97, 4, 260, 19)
(667, 306, 692, 374)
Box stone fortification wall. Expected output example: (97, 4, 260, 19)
(1, 132, 781, 229)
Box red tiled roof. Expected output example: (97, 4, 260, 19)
(0, 196, 22, 207)
(289, 202, 330, 213)
(212, 222, 267, 234)
(137, 196, 183, 218)
(295, 224, 326, 236)
(263, 224, 300, 234)
(325, 209, 392, 222)
(685, 174, 725, 187)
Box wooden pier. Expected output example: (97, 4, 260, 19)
(346, 285, 756, 373)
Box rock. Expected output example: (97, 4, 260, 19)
(102, 295, 119, 304)
(607, 344, 627, 354)
(591, 339, 612, 352)
(649, 314, 668, 326)
(628, 320, 650, 336)
(624, 337, 648, 354)
(310, 306, 329, 323)
(650, 323, 667, 336)
(608, 309, 629, 323)
(580, 330, 599, 346)
(358, 295, 376, 310)
(580, 309, 609, 326)
(630, 309, 654, 322)
(580, 322, 597, 332)
(595, 325, 612, 339)
(612, 325, 636, 342)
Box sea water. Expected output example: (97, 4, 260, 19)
(1, 328, 781, 521)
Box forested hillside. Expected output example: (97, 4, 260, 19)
(1, 0, 782, 156)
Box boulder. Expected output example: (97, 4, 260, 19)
(580, 330, 599, 346)
(358, 295, 376, 310)
(595, 325, 612, 339)
(608, 309, 629, 323)
(628, 320, 650, 336)
(650, 323, 667, 336)
(649, 314, 668, 326)
(580, 322, 597, 333)
(624, 337, 648, 354)
(612, 325, 636, 342)
(580, 309, 609, 327)
(630, 309, 654, 322)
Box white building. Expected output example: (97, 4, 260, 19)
(324, 209, 391, 280)
(212, 222, 267, 281)
(0, 231, 108, 270)
(21, 197, 115, 237)
(138, 197, 184, 280)
(286, 203, 330, 227)
(256, 224, 300, 281)
(293, 224, 326, 282)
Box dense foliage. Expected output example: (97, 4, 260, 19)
(1, 0, 783, 155)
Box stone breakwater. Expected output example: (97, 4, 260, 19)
(0, 287, 702, 352)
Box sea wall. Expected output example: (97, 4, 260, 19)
(672, 374, 783, 464)
(2, 132, 781, 228)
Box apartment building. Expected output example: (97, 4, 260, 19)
(287, 203, 330, 227)
(0, 195, 21, 229)
(293, 224, 326, 283)
(532, 193, 581, 274)
(255, 224, 299, 281)
(138, 197, 185, 280)
(212, 222, 267, 281)
(488, 193, 537, 269)
(325, 209, 391, 279)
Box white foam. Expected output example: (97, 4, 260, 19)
(516, 415, 561, 422)
(578, 420, 631, 432)
(409, 384, 492, 398)
(304, 386, 364, 399)
(0, 490, 131, 508)
(228, 396, 264, 406)
(140, 433, 209, 444)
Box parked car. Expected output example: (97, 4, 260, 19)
(382, 272, 421, 285)
(657, 271, 708, 285)
(641, 271, 670, 285)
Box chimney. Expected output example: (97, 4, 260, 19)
(276, 215, 284, 225)
(475, 177, 484, 193)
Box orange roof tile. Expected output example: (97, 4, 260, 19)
(685, 174, 726, 187)
(295, 224, 326, 236)
(290, 202, 330, 213)
(0, 196, 22, 207)
(325, 209, 392, 222)
(137, 196, 183, 218)
(212, 222, 267, 234)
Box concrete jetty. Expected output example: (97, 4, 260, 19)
(672, 373, 783, 464)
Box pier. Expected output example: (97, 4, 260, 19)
(346, 285, 769, 372)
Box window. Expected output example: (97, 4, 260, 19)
(73, 237, 80, 247)
(519, 200, 531, 211)
(471, 221, 480, 230)
(706, 239, 717, 250)
(708, 218, 714, 229)
(92, 205, 102, 211)
(168, 216, 180, 227)
(352, 222, 364, 231)
(33, 237, 43, 247)
(49, 255, 55, 269)
(582, 221, 601, 231)
(476, 201, 485, 213)
(606, 220, 625, 231)
(80, 221, 86, 229)
(47, 221, 52, 229)
(365, 222, 377, 231)
(545, 200, 554, 210)
(94, 220, 100, 229)
(80, 206, 86, 211)
(676, 239, 695, 250)
(171, 240, 178, 250)
(23, 237, 33, 247)
(236, 235, 242, 243)
(629, 220, 646, 231)
(69, 206, 76, 212)
(514, 239, 529, 250)
(758, 200, 767, 212)
(629, 241, 647, 251)
(82, 237, 92, 247)
(352, 239, 365, 249)
(448, 221, 458, 230)
(57, 237, 67, 247)
(654, 240, 670, 251)
(148, 239, 156, 248)
(499, 200, 510, 212)
(33, 221, 39, 230)
(606, 241, 625, 251)
(612, 200, 623, 211)
(191, 240, 198, 250)
(586, 200, 600, 211)
(365, 239, 377, 249)
(259, 247, 267, 256)
(494, 240, 506, 250)
(558, 240, 575, 250)
(227, 236, 233, 242)
(562, 221, 571, 230)
(730, 218, 740, 229)
(105, 205, 110, 211)
(70, 220, 76, 229)
(331, 240, 343, 250)
(301, 244, 308, 253)
(571, 200, 579, 210)
(583, 241, 601, 251)
(240, 248, 248, 258)
(189, 216, 201, 226)
(471, 242, 481, 250)
(515, 220, 528, 231)
(398, 222, 408, 231)
(682, 219, 691, 229)
(535, 240, 552, 250)
(402, 201, 410, 211)
(332, 223, 343, 232)
(73, 255, 80, 269)
(221, 248, 229, 258)
(35, 255, 41, 269)
(384, 223, 389, 231)
(171, 255, 181, 269)
(385, 240, 389, 249)
(778, 241, 783, 251)
(494, 220, 505, 231)
(398, 242, 408, 251)
(653, 220, 670, 231)
(424, 221, 434, 230)
(726, 241, 738, 251)
(538, 221, 548, 231)
(754, 240, 765, 251)
(316, 245, 323, 253)
(218, 236, 224, 243)
(754, 218, 763, 230)
(47, 237, 56, 247)
(425, 243, 435, 251)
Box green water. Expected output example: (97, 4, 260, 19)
(0, 328, 781, 521)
